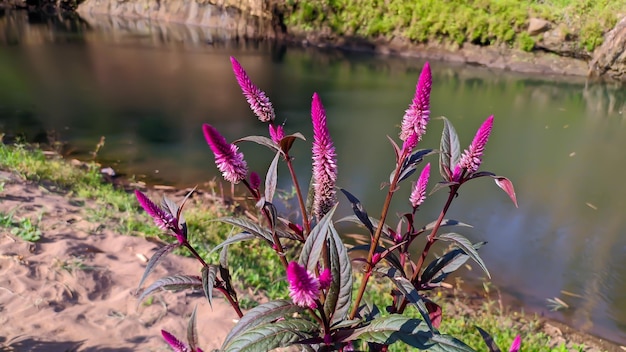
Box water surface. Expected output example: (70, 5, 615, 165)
(1, 11, 625, 344)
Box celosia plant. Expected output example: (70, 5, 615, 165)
(135, 57, 519, 351)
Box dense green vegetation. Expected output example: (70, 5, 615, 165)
(283, 0, 626, 52)
(0, 143, 598, 351)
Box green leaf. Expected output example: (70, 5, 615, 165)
(438, 233, 490, 279)
(202, 265, 218, 308)
(137, 242, 179, 291)
(325, 224, 353, 325)
(391, 277, 436, 332)
(187, 305, 199, 351)
(138, 274, 202, 303)
(223, 318, 318, 352)
(439, 117, 461, 181)
(222, 300, 304, 348)
(209, 232, 257, 255)
(216, 217, 274, 244)
(265, 152, 281, 203)
(299, 204, 337, 272)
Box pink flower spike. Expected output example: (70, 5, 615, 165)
(202, 124, 248, 184)
(318, 268, 332, 290)
(161, 330, 190, 352)
(249, 171, 261, 190)
(311, 93, 338, 220)
(287, 261, 320, 308)
(410, 163, 431, 208)
(458, 115, 494, 174)
(400, 62, 432, 142)
(135, 190, 175, 230)
(269, 124, 284, 144)
(230, 56, 275, 122)
(509, 335, 521, 352)
(401, 132, 419, 154)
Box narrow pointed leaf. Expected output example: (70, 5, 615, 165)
(209, 232, 257, 255)
(299, 204, 337, 272)
(387, 135, 401, 164)
(325, 224, 353, 325)
(419, 219, 472, 233)
(421, 242, 485, 286)
(263, 202, 278, 231)
(176, 186, 197, 225)
(476, 326, 502, 352)
(430, 181, 459, 195)
(161, 196, 178, 218)
(336, 215, 392, 238)
(216, 217, 274, 244)
(223, 319, 318, 352)
(137, 242, 179, 291)
(391, 149, 436, 184)
(265, 152, 281, 203)
(429, 334, 476, 352)
(220, 244, 237, 300)
(222, 300, 304, 348)
(202, 265, 218, 308)
(348, 244, 404, 274)
(391, 277, 436, 333)
(439, 117, 461, 181)
(280, 133, 306, 155)
(344, 315, 431, 347)
(438, 233, 490, 278)
(138, 274, 202, 303)
(493, 176, 518, 208)
(235, 135, 282, 155)
(187, 306, 199, 351)
(340, 188, 374, 235)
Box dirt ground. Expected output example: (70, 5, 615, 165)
(0, 170, 624, 351)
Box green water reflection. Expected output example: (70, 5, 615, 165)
(1, 11, 625, 344)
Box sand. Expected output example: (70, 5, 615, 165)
(0, 172, 238, 351)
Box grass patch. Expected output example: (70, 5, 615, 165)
(283, 0, 626, 52)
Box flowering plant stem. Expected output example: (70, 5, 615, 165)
(349, 151, 408, 319)
(286, 155, 311, 235)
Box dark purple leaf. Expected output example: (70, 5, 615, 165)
(265, 152, 280, 203)
(280, 132, 305, 155)
(387, 135, 401, 164)
(137, 242, 179, 291)
(429, 181, 459, 195)
(349, 244, 404, 275)
(299, 205, 336, 272)
(390, 277, 436, 333)
(219, 244, 237, 301)
(325, 224, 353, 325)
(235, 135, 281, 155)
(340, 188, 374, 235)
(209, 232, 256, 255)
(138, 274, 202, 303)
(426, 301, 442, 329)
(476, 326, 502, 352)
(187, 305, 199, 351)
(438, 233, 490, 278)
(216, 217, 274, 244)
(202, 265, 218, 308)
(439, 117, 461, 181)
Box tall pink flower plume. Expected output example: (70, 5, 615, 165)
(399, 62, 432, 144)
(410, 163, 430, 208)
(457, 115, 494, 175)
(230, 56, 275, 122)
(135, 190, 176, 230)
(287, 261, 320, 308)
(311, 93, 338, 220)
(161, 330, 190, 352)
(269, 124, 284, 144)
(509, 335, 521, 352)
(202, 124, 248, 184)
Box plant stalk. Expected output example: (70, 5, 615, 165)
(285, 155, 311, 235)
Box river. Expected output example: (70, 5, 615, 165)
(1, 10, 625, 345)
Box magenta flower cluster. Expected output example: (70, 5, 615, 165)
(286, 261, 331, 308)
(410, 162, 431, 208)
(162, 330, 203, 352)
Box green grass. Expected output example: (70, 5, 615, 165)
(0, 209, 42, 242)
(283, 0, 626, 52)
